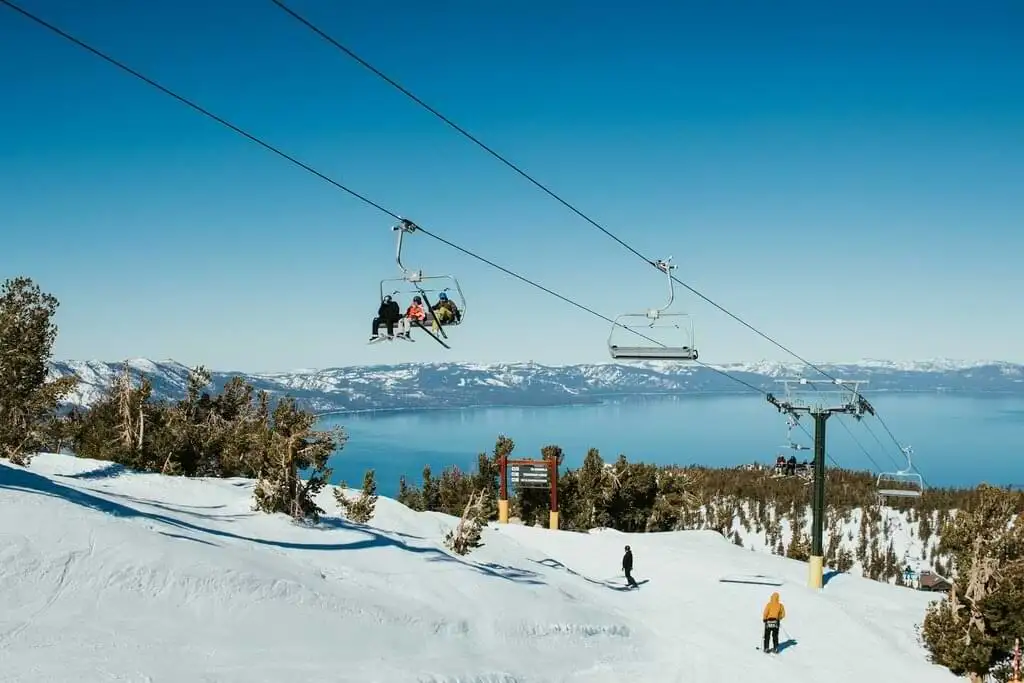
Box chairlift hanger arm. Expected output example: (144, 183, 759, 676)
(648, 257, 678, 318)
(393, 218, 422, 281)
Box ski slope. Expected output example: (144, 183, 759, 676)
(1, 454, 959, 682)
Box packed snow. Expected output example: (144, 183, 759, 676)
(1, 453, 959, 682)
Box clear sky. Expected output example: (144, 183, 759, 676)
(2, 0, 1021, 373)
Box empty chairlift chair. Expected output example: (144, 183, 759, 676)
(876, 446, 924, 501)
(608, 257, 699, 361)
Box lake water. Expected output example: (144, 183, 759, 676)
(317, 394, 1024, 497)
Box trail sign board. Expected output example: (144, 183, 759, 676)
(509, 463, 549, 489)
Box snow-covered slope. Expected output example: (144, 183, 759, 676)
(1, 453, 959, 682)
(49, 357, 1024, 413)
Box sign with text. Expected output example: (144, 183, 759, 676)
(509, 463, 550, 489)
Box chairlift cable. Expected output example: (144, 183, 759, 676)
(800, 379, 898, 475)
(0, 0, 662, 354)
(0, 0, 402, 223)
(863, 418, 931, 489)
(861, 418, 908, 472)
(2, 0, 902, 482)
(834, 415, 891, 475)
(270, 0, 924, 476)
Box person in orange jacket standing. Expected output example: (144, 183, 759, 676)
(762, 592, 785, 653)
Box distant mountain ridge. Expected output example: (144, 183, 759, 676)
(48, 358, 1024, 414)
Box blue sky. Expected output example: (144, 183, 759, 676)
(2, 0, 1021, 372)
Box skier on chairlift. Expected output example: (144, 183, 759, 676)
(431, 291, 461, 325)
(370, 294, 405, 341)
(406, 295, 427, 329)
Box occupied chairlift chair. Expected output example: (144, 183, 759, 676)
(876, 446, 925, 500)
(377, 218, 467, 348)
(608, 257, 699, 361)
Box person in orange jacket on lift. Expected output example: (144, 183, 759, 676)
(404, 296, 427, 336)
(762, 592, 786, 653)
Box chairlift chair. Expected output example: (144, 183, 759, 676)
(876, 446, 924, 500)
(375, 219, 466, 348)
(608, 257, 698, 361)
(783, 415, 810, 452)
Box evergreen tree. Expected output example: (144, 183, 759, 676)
(0, 277, 78, 465)
(252, 396, 342, 522)
(335, 469, 378, 524)
(921, 485, 1024, 682)
(786, 528, 811, 562)
(396, 475, 423, 510)
(421, 465, 440, 511)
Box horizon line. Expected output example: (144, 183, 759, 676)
(49, 356, 1023, 376)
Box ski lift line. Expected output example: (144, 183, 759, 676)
(833, 414, 889, 475)
(861, 417, 930, 488)
(800, 378, 918, 481)
(9, 0, 914, 479)
(1, 0, 853, 459)
(411, 223, 670, 350)
(0, 0, 669, 354)
(267, 0, 885, 389)
(798, 378, 894, 471)
(274, 0, 923, 478)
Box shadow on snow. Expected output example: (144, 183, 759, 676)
(534, 557, 649, 591)
(0, 462, 543, 586)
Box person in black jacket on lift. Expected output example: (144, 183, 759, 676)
(622, 545, 639, 588)
(371, 295, 405, 341)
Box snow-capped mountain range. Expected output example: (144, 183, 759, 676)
(49, 358, 1024, 414)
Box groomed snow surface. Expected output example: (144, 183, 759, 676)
(1, 454, 959, 683)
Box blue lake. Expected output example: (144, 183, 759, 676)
(318, 394, 1024, 497)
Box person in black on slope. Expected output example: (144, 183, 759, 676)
(622, 545, 639, 588)
(371, 295, 403, 340)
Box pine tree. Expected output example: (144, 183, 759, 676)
(834, 546, 855, 573)
(252, 396, 342, 522)
(396, 475, 423, 510)
(921, 485, 1024, 682)
(335, 469, 378, 524)
(421, 465, 440, 511)
(0, 277, 78, 465)
(786, 528, 811, 562)
(919, 511, 934, 543)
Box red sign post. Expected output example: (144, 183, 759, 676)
(498, 450, 559, 529)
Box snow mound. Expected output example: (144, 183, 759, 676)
(0, 453, 958, 682)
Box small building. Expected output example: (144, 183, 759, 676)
(916, 570, 952, 593)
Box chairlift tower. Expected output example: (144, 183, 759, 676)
(766, 378, 875, 590)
